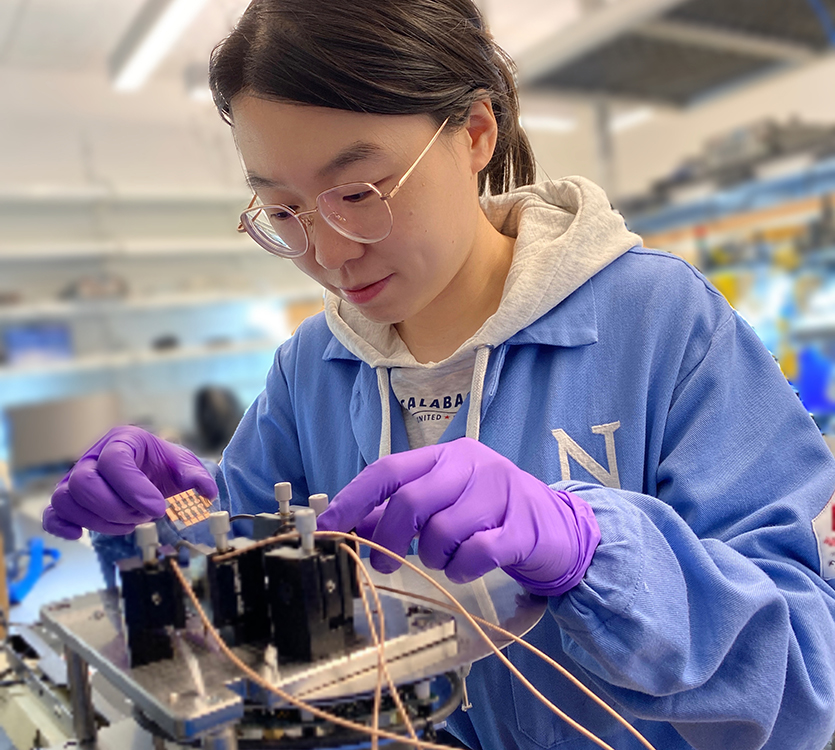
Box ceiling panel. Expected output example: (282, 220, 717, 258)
(2, 0, 828, 114)
(521, 0, 834, 106)
(668, 0, 835, 51)
(528, 32, 779, 104)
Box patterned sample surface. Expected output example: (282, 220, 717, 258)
(165, 489, 214, 527)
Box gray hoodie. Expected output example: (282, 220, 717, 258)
(323, 176, 642, 454)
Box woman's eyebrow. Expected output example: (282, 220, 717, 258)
(317, 141, 386, 178)
(246, 141, 387, 192)
(246, 173, 284, 191)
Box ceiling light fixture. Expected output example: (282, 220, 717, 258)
(520, 114, 578, 133)
(110, 0, 210, 92)
(610, 106, 655, 133)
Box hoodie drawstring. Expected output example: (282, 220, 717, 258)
(376, 367, 393, 459)
(465, 345, 492, 442)
(376, 346, 491, 717)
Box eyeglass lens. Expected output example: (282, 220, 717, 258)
(246, 182, 393, 256)
(247, 206, 307, 255)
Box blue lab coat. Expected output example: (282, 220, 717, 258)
(208, 246, 835, 749)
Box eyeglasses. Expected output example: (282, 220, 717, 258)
(237, 117, 450, 258)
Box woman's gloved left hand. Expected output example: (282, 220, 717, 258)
(317, 437, 600, 597)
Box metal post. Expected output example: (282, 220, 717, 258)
(593, 96, 616, 198)
(64, 646, 97, 745)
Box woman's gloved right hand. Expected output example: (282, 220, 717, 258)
(42, 426, 218, 540)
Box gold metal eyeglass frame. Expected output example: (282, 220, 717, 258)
(236, 117, 450, 257)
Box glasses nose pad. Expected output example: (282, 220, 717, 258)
(299, 215, 314, 229)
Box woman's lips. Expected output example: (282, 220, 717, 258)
(340, 275, 392, 305)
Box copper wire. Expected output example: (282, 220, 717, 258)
(316, 531, 655, 750)
(171, 528, 657, 750)
(170, 558, 454, 750)
(339, 542, 419, 748)
(372, 585, 658, 750)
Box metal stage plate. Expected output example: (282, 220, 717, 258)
(39, 558, 546, 744)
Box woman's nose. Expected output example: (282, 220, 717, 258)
(311, 218, 366, 270)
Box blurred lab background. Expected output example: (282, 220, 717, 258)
(1, 0, 835, 621)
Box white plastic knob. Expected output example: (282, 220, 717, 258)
(208, 511, 231, 535)
(415, 680, 431, 701)
(135, 522, 159, 564)
(295, 508, 317, 552)
(209, 511, 231, 551)
(135, 522, 159, 547)
(274, 482, 292, 515)
(308, 493, 329, 517)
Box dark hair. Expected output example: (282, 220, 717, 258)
(209, 0, 535, 196)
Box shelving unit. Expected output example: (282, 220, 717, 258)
(624, 153, 835, 429)
(0, 289, 314, 322)
(0, 339, 281, 381)
(0, 238, 257, 261)
(0, 186, 322, 463)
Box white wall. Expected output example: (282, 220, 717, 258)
(0, 67, 242, 192)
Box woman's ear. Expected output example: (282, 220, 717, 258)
(463, 98, 499, 175)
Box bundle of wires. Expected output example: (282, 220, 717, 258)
(170, 530, 658, 750)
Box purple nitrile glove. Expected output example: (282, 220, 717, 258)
(317, 437, 600, 597)
(42, 426, 218, 541)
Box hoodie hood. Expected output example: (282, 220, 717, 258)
(324, 176, 642, 369)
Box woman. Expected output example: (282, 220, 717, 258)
(43, 1, 835, 748)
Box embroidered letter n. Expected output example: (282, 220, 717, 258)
(551, 422, 621, 489)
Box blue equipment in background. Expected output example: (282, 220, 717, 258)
(7, 537, 60, 605)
